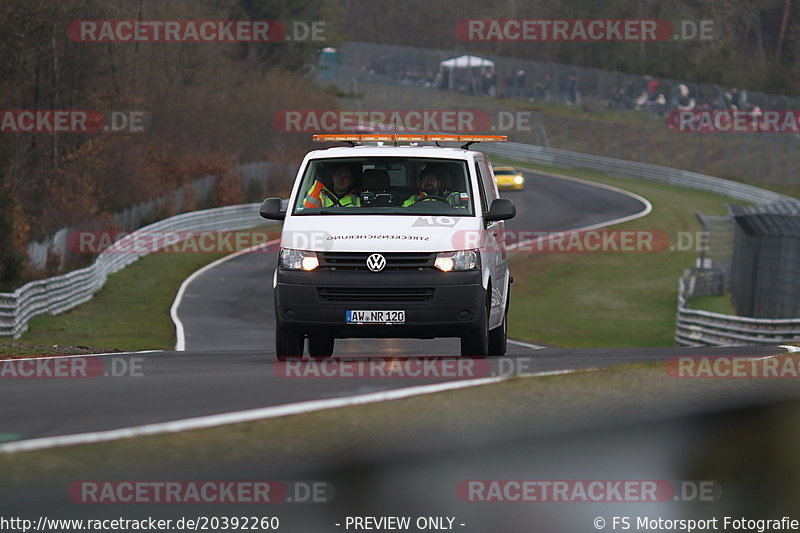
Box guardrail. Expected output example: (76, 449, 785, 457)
(675, 271, 800, 346)
(477, 141, 800, 346)
(478, 142, 795, 205)
(0, 204, 267, 338)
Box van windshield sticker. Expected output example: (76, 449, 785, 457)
(326, 235, 431, 241)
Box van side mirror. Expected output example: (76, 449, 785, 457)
(484, 198, 516, 222)
(259, 197, 285, 220)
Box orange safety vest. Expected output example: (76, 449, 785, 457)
(303, 180, 327, 208)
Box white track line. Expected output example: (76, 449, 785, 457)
(0, 375, 507, 453)
(2, 350, 162, 362)
(508, 339, 546, 350)
(170, 239, 280, 351)
(0, 365, 598, 454)
(4, 344, 794, 453)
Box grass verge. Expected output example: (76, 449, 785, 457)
(489, 156, 735, 347)
(688, 294, 737, 315)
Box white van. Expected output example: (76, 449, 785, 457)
(260, 134, 515, 359)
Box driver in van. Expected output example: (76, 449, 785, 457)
(304, 164, 361, 208)
(402, 164, 463, 207)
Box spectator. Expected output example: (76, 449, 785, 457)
(647, 76, 659, 100)
(515, 69, 526, 99)
(567, 75, 580, 105)
(676, 84, 696, 110)
(609, 88, 627, 109)
(726, 87, 745, 110)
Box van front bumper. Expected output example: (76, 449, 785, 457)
(274, 269, 484, 338)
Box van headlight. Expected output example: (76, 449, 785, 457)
(280, 248, 319, 271)
(434, 250, 478, 272)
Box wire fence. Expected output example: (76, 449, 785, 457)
(337, 41, 800, 114)
(324, 42, 800, 193)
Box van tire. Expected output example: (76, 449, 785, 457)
(488, 287, 509, 356)
(488, 306, 508, 356)
(308, 335, 335, 358)
(461, 297, 489, 357)
(276, 324, 304, 361)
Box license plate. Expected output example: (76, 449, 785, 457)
(346, 310, 405, 324)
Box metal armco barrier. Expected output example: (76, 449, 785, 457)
(476, 142, 800, 346)
(478, 142, 795, 205)
(675, 272, 800, 346)
(0, 204, 267, 338)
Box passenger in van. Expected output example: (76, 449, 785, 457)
(402, 164, 463, 207)
(304, 164, 361, 208)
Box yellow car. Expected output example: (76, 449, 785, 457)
(492, 166, 525, 191)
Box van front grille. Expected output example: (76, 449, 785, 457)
(317, 287, 435, 303)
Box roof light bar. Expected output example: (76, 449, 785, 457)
(312, 134, 507, 143)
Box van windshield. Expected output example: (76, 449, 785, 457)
(292, 157, 474, 216)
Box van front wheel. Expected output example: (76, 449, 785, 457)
(488, 305, 508, 356)
(461, 298, 489, 357)
(308, 335, 335, 358)
(276, 324, 304, 361)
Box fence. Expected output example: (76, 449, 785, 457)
(337, 41, 800, 115)
(675, 272, 800, 346)
(327, 42, 800, 193)
(0, 204, 275, 338)
(730, 214, 800, 319)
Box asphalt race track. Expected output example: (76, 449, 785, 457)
(177, 170, 647, 353)
(0, 171, 792, 445)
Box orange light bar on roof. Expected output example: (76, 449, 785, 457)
(312, 134, 508, 143)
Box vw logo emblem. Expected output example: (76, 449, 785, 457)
(366, 253, 386, 272)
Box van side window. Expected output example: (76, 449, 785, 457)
(478, 158, 498, 206)
(474, 162, 489, 212)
